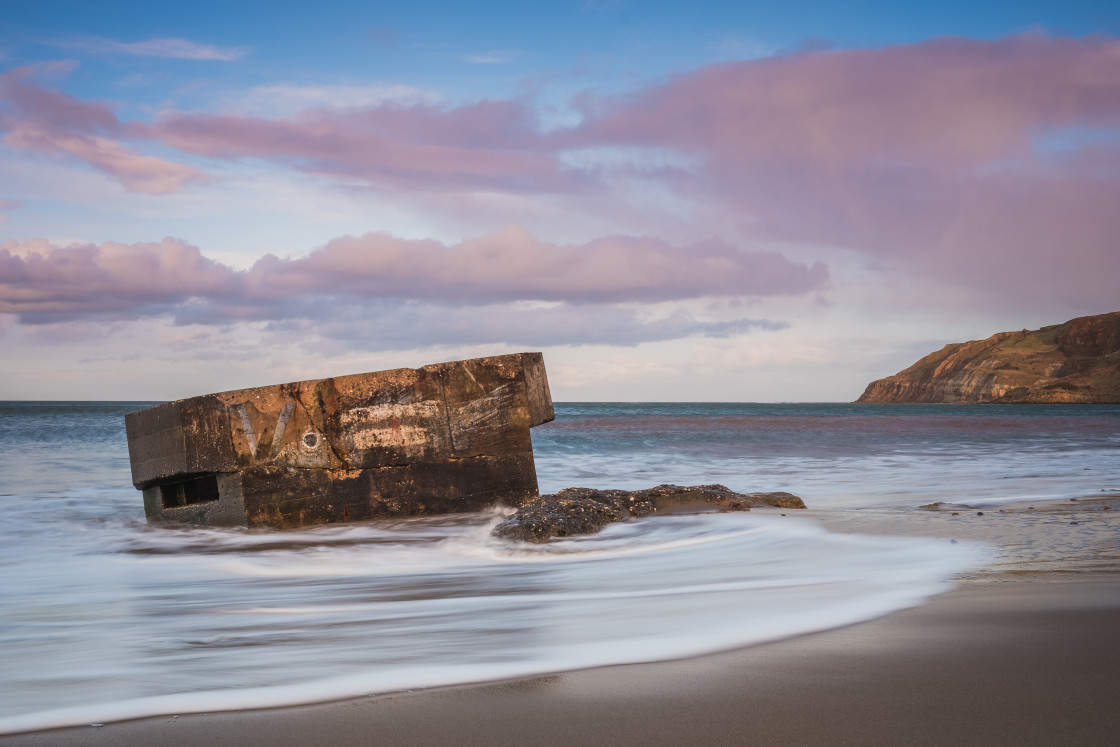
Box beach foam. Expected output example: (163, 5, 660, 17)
(0, 511, 985, 734)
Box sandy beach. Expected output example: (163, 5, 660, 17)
(7, 496, 1119, 746)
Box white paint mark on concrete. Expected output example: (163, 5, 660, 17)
(341, 402, 442, 450)
(234, 404, 258, 457)
(270, 401, 295, 456)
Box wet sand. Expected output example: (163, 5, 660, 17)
(8, 498, 1120, 746)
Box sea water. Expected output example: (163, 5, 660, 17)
(1, 402, 1117, 733)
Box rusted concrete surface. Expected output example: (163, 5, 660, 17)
(125, 353, 554, 529)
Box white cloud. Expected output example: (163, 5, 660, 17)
(239, 84, 440, 116)
(463, 50, 516, 64)
(705, 35, 776, 61)
(47, 36, 249, 61)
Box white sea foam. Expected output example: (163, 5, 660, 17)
(0, 512, 986, 734)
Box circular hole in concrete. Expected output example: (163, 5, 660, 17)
(303, 432, 319, 449)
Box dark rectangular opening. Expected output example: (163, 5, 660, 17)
(159, 483, 184, 508)
(160, 475, 220, 509)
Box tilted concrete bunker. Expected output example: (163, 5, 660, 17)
(125, 353, 554, 529)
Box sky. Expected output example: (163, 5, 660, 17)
(1, 1, 1118, 401)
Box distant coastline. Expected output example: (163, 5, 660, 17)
(857, 312, 1120, 403)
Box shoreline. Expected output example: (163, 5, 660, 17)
(7, 496, 1119, 745)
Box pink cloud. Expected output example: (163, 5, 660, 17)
(244, 223, 827, 304)
(137, 32, 1120, 294)
(559, 34, 1120, 308)
(2, 34, 1118, 312)
(146, 99, 572, 192)
(0, 237, 237, 319)
(0, 226, 826, 326)
(568, 34, 1120, 168)
(5, 123, 203, 194)
(9, 33, 1117, 202)
(0, 65, 118, 131)
(0, 65, 204, 194)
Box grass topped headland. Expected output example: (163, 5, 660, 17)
(857, 312, 1120, 403)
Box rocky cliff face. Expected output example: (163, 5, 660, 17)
(856, 312, 1120, 404)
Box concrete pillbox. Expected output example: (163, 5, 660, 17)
(125, 353, 554, 529)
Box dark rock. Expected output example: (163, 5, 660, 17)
(919, 501, 979, 511)
(1058, 313, 1120, 357)
(746, 491, 807, 509)
(493, 484, 805, 543)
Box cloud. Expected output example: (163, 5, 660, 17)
(257, 303, 787, 351)
(0, 66, 117, 132)
(0, 237, 238, 321)
(5, 124, 204, 193)
(9, 34, 1120, 193)
(0, 226, 824, 337)
(566, 34, 1120, 169)
(559, 33, 1120, 308)
(240, 84, 440, 115)
(240, 223, 828, 306)
(705, 35, 776, 61)
(0, 65, 204, 193)
(146, 100, 575, 192)
(139, 33, 1120, 247)
(463, 50, 516, 64)
(2, 33, 1117, 312)
(47, 36, 249, 61)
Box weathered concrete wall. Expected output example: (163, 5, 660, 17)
(125, 353, 554, 529)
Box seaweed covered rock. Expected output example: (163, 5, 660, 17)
(749, 491, 807, 509)
(493, 484, 805, 542)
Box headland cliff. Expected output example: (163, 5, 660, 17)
(856, 312, 1120, 404)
